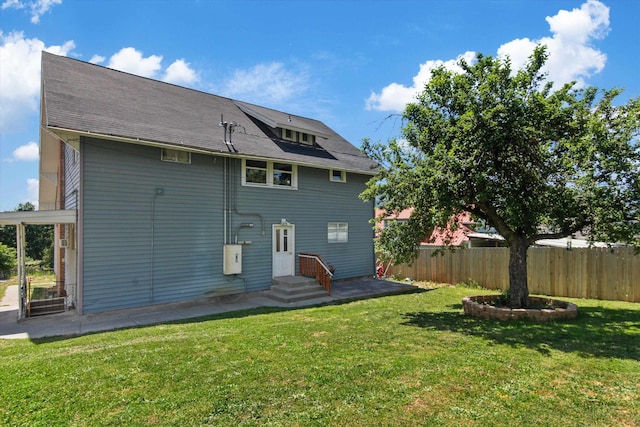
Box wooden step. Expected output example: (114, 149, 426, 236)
(29, 297, 65, 316)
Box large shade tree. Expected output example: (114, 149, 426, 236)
(0, 202, 53, 262)
(362, 46, 640, 308)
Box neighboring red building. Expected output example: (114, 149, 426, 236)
(375, 209, 505, 248)
(376, 209, 605, 249)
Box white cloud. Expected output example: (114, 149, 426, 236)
(546, 0, 610, 43)
(105, 48, 200, 87)
(0, 31, 74, 131)
(367, 0, 610, 112)
(1, 0, 62, 24)
(365, 52, 475, 112)
(1, 0, 25, 10)
(89, 54, 105, 64)
(29, 0, 61, 23)
(24, 178, 39, 208)
(498, 0, 609, 89)
(106, 47, 162, 78)
(5, 141, 39, 162)
(221, 62, 309, 105)
(163, 59, 198, 85)
(0, 38, 200, 133)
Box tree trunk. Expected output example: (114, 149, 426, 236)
(508, 235, 530, 308)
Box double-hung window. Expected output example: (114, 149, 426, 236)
(242, 159, 297, 189)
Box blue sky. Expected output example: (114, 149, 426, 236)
(1, 0, 638, 211)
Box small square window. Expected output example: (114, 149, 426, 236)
(283, 129, 298, 142)
(299, 133, 315, 145)
(330, 169, 346, 182)
(161, 148, 191, 164)
(328, 222, 348, 243)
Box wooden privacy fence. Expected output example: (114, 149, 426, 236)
(385, 247, 640, 302)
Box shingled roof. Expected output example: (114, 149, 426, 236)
(41, 52, 376, 175)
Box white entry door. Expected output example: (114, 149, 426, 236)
(272, 224, 295, 277)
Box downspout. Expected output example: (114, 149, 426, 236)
(57, 141, 66, 295)
(223, 157, 227, 244)
(77, 141, 84, 315)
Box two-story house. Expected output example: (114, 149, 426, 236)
(35, 52, 377, 315)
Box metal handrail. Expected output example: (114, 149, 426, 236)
(299, 253, 334, 276)
(299, 253, 334, 293)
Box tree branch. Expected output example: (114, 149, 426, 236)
(474, 200, 515, 242)
(528, 220, 590, 246)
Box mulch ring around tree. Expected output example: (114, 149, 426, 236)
(462, 295, 578, 322)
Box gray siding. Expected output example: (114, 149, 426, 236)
(80, 138, 374, 314)
(233, 162, 375, 285)
(63, 144, 80, 209)
(81, 138, 231, 313)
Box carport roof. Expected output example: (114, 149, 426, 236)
(0, 210, 76, 225)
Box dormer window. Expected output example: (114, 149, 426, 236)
(281, 128, 315, 145)
(300, 133, 310, 144)
(284, 129, 295, 141)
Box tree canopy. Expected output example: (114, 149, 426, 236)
(362, 46, 640, 308)
(0, 202, 54, 263)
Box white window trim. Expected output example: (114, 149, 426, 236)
(242, 159, 298, 189)
(328, 222, 348, 243)
(329, 169, 346, 183)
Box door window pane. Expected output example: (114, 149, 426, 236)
(283, 229, 288, 252)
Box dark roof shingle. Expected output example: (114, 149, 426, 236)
(41, 52, 376, 174)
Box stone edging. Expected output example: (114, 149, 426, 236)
(462, 295, 578, 321)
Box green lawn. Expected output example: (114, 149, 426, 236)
(0, 274, 57, 302)
(1, 286, 639, 426)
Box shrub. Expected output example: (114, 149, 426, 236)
(0, 243, 17, 279)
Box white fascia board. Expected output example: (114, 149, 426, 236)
(235, 102, 331, 139)
(46, 126, 223, 157)
(0, 210, 76, 225)
(235, 102, 277, 128)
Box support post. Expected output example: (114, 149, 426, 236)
(17, 223, 26, 319)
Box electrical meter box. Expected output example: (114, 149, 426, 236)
(223, 244, 242, 275)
